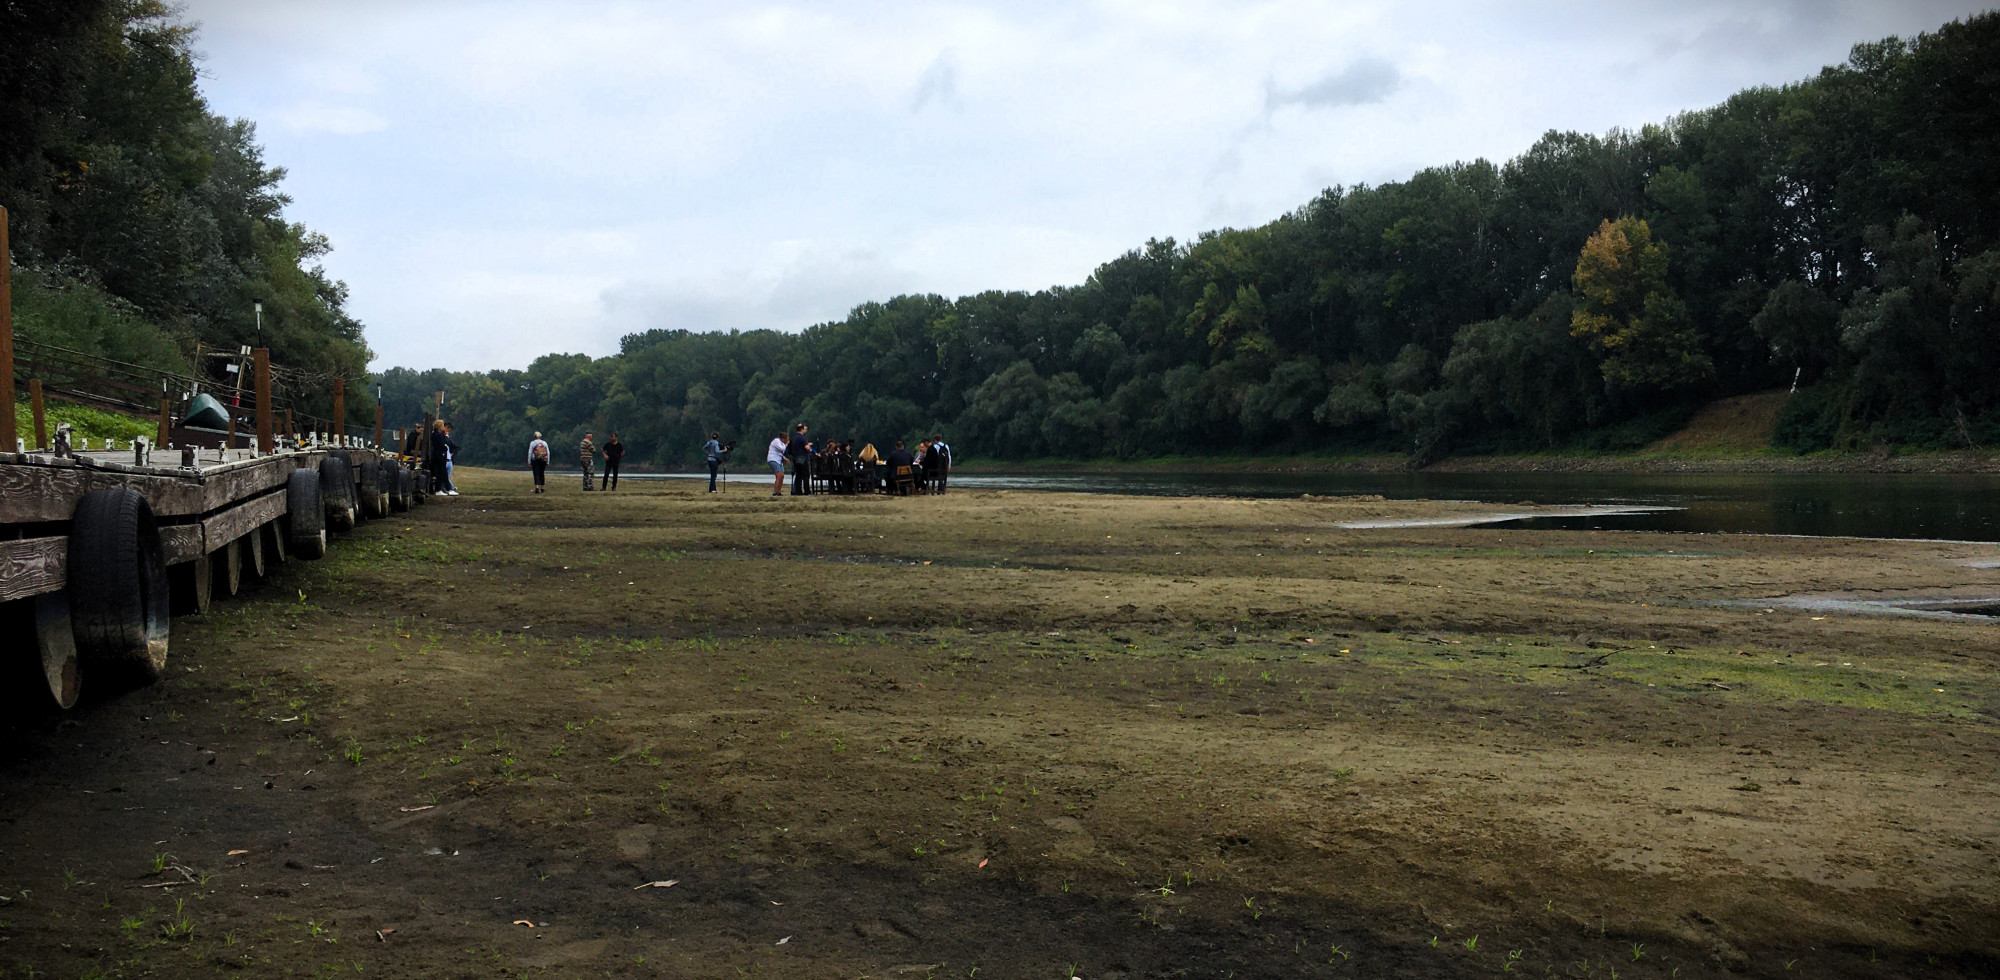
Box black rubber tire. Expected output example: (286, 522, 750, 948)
(328, 448, 352, 466)
(363, 461, 391, 519)
(66, 487, 170, 689)
(391, 465, 411, 512)
(286, 468, 328, 559)
(321, 457, 356, 532)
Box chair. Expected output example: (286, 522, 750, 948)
(891, 464, 914, 496)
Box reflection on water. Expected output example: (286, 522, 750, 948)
(640, 469, 2000, 542)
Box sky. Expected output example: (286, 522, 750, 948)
(178, 0, 1995, 373)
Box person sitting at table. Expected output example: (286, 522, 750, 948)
(858, 442, 882, 492)
(885, 439, 916, 495)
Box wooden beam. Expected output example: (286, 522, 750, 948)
(1, 204, 15, 452)
(374, 403, 384, 450)
(0, 535, 66, 603)
(30, 378, 46, 449)
(254, 348, 272, 453)
(333, 377, 346, 445)
(201, 489, 287, 553)
(157, 396, 171, 448)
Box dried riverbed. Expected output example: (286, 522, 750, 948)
(3, 468, 1997, 978)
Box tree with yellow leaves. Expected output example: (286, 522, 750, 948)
(1570, 217, 1712, 391)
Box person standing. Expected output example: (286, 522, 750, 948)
(703, 431, 725, 493)
(930, 433, 951, 494)
(787, 423, 813, 496)
(425, 419, 448, 494)
(579, 431, 598, 491)
(766, 431, 788, 496)
(527, 431, 550, 493)
(440, 422, 460, 495)
(602, 432, 626, 490)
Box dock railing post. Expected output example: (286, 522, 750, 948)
(333, 377, 345, 447)
(157, 396, 170, 449)
(374, 404, 384, 451)
(30, 378, 46, 449)
(1, 204, 16, 453)
(254, 348, 273, 454)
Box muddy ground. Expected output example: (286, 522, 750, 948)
(3, 468, 1998, 979)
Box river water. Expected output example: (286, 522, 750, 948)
(643, 469, 2000, 542)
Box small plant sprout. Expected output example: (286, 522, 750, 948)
(1631, 942, 1645, 961)
(160, 899, 196, 941)
(1463, 935, 1478, 952)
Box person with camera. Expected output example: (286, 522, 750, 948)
(703, 431, 730, 492)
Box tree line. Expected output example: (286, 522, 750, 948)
(396, 14, 1984, 467)
(2, 1, 373, 427)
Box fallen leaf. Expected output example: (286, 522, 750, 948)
(397, 805, 435, 813)
(776, 936, 791, 945)
(376, 928, 396, 941)
(633, 880, 679, 890)
(977, 858, 988, 869)
(513, 919, 534, 927)
(227, 849, 249, 856)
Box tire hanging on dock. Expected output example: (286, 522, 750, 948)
(66, 487, 171, 689)
(286, 467, 328, 559)
(320, 456, 356, 533)
(391, 464, 411, 512)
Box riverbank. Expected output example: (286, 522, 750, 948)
(3, 470, 1996, 978)
(955, 446, 2000, 476)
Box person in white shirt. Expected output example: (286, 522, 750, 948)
(766, 432, 789, 497)
(526, 432, 550, 493)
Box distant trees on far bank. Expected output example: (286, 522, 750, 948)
(394, 12, 2000, 466)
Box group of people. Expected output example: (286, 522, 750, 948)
(405, 418, 461, 496)
(527, 430, 626, 492)
(764, 423, 951, 496)
(510, 424, 952, 496)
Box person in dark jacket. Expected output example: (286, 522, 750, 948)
(929, 433, 951, 494)
(787, 423, 813, 496)
(425, 419, 449, 494)
(884, 438, 916, 495)
(602, 432, 626, 490)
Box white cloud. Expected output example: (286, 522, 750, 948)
(176, 0, 1996, 372)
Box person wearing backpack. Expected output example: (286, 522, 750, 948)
(527, 432, 550, 493)
(929, 433, 952, 494)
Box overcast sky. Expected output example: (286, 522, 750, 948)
(180, 0, 1992, 372)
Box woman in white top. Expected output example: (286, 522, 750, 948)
(766, 432, 789, 497)
(527, 432, 551, 493)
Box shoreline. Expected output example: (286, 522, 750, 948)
(950, 447, 2000, 476)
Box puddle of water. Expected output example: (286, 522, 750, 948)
(1338, 505, 1676, 530)
(1719, 595, 2000, 620)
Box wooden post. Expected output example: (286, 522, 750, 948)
(374, 403, 384, 450)
(0, 204, 15, 453)
(333, 377, 345, 445)
(29, 378, 46, 449)
(157, 396, 170, 448)
(285, 409, 294, 443)
(226, 409, 237, 451)
(254, 348, 273, 454)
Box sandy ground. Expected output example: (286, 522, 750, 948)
(3, 467, 1998, 979)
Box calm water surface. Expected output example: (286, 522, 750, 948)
(644, 469, 2000, 542)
